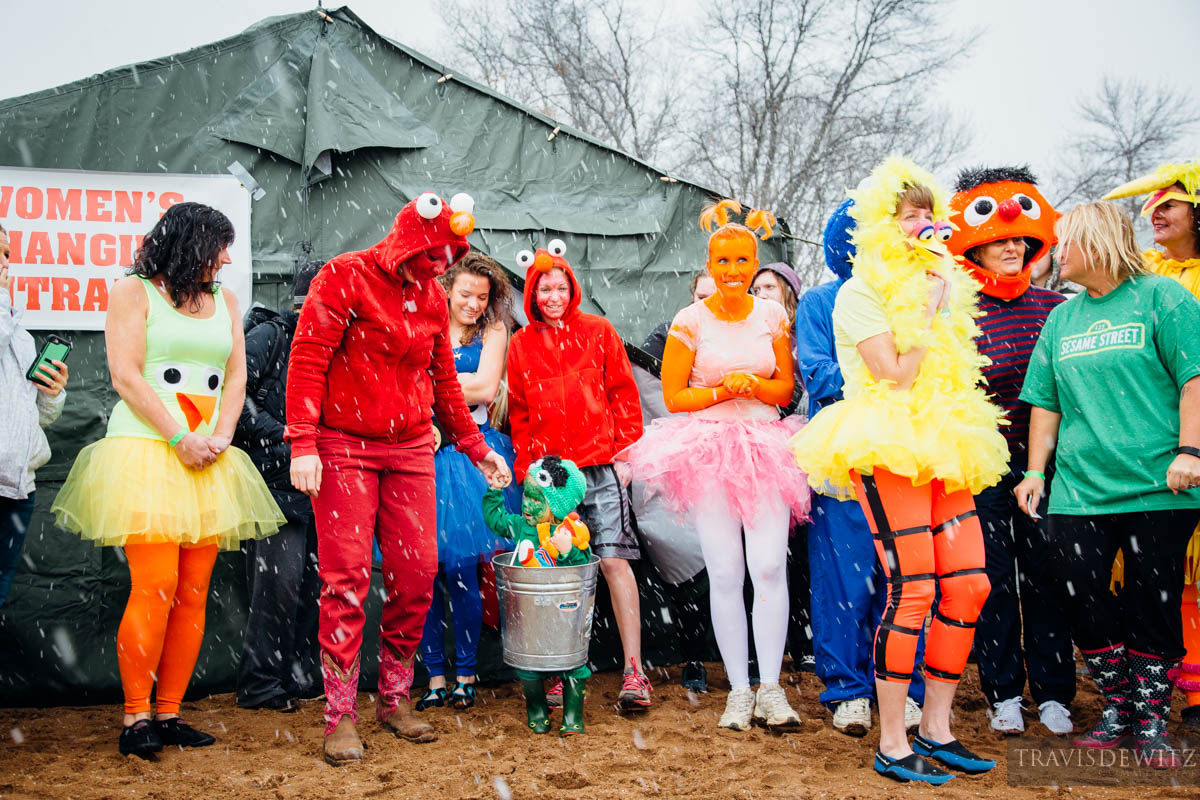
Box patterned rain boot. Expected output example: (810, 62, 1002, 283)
(1128, 649, 1181, 769)
(560, 677, 587, 736)
(377, 642, 437, 743)
(321, 652, 363, 766)
(520, 675, 551, 734)
(1073, 644, 1133, 749)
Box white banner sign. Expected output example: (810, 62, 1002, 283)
(0, 167, 252, 330)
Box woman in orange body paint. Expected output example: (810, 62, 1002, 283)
(619, 200, 811, 732)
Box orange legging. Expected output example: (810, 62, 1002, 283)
(852, 468, 991, 685)
(1180, 583, 1200, 705)
(118, 542, 218, 715)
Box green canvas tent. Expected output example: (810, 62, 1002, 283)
(0, 6, 788, 705)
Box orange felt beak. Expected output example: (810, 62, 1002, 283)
(177, 392, 217, 432)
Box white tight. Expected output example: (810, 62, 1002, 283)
(693, 493, 791, 690)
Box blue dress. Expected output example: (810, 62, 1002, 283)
(434, 335, 521, 567)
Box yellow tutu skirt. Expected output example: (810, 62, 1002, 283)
(790, 396, 1009, 496)
(51, 437, 285, 551)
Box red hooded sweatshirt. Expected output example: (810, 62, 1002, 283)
(285, 198, 488, 463)
(505, 256, 642, 481)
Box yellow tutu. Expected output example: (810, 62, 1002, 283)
(52, 437, 285, 551)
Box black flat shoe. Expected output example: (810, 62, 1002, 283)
(118, 720, 163, 760)
(681, 661, 708, 693)
(243, 695, 300, 713)
(155, 718, 216, 748)
(874, 751, 954, 784)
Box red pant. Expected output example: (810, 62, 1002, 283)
(852, 468, 990, 685)
(314, 428, 437, 672)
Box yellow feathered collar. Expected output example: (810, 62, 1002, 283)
(1145, 249, 1200, 271)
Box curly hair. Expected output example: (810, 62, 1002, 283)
(131, 202, 234, 310)
(438, 250, 515, 346)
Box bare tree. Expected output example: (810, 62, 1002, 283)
(447, 0, 680, 163)
(1052, 77, 1199, 221)
(672, 0, 973, 283)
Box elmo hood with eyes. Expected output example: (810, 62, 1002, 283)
(948, 166, 1059, 299)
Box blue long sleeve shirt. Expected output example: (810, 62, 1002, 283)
(795, 278, 848, 418)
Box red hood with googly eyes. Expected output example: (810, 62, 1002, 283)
(948, 180, 1060, 298)
(522, 250, 581, 325)
(369, 192, 471, 277)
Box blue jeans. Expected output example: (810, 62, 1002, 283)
(0, 492, 35, 607)
(419, 561, 484, 678)
(808, 492, 925, 707)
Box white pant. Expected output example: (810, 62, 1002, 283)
(694, 492, 791, 689)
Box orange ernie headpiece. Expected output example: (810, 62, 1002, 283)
(947, 166, 1059, 299)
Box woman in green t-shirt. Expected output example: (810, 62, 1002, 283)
(1015, 201, 1200, 769)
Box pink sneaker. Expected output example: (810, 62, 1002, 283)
(546, 676, 563, 708)
(618, 659, 652, 712)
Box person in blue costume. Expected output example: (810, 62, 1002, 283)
(797, 199, 926, 738)
(416, 252, 522, 712)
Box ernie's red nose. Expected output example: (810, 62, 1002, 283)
(997, 198, 1021, 222)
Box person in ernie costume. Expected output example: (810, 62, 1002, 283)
(618, 199, 810, 733)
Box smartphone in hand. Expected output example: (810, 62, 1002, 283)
(26, 334, 72, 383)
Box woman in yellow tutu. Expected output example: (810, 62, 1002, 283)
(52, 202, 284, 759)
(790, 157, 1007, 784)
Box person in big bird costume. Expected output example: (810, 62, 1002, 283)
(946, 167, 1076, 736)
(618, 199, 810, 733)
(482, 455, 593, 735)
(789, 157, 1008, 784)
(52, 202, 286, 760)
(284, 191, 513, 766)
(1105, 161, 1200, 735)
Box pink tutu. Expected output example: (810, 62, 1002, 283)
(618, 415, 810, 526)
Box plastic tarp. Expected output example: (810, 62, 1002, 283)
(0, 6, 781, 704)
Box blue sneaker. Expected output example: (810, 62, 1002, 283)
(912, 734, 996, 774)
(873, 751, 954, 785)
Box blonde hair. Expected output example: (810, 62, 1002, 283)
(1056, 201, 1146, 283)
(896, 184, 934, 212)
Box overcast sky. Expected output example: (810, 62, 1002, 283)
(2, 0, 1198, 201)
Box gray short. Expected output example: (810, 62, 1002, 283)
(577, 464, 640, 561)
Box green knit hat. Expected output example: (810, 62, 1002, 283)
(525, 456, 587, 520)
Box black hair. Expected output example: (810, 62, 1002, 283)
(131, 202, 235, 310)
(292, 259, 324, 303)
(954, 166, 1038, 193)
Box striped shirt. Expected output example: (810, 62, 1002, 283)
(974, 286, 1065, 456)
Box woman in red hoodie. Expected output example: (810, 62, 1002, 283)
(286, 191, 512, 766)
(505, 240, 651, 710)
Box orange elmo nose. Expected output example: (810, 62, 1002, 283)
(449, 211, 475, 236)
(177, 392, 217, 432)
(997, 198, 1021, 222)
(533, 252, 555, 272)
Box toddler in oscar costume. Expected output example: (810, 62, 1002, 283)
(482, 455, 592, 734)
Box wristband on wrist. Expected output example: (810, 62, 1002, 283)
(1024, 469, 1046, 481)
(168, 429, 187, 447)
(1178, 446, 1200, 459)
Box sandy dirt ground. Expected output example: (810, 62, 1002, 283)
(1, 662, 1197, 799)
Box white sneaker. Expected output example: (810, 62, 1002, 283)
(753, 683, 802, 727)
(832, 697, 872, 737)
(718, 687, 755, 731)
(990, 696, 1025, 734)
(1038, 700, 1073, 735)
(903, 696, 923, 732)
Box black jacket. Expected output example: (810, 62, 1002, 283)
(234, 309, 312, 523)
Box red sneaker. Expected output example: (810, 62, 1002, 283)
(618, 659, 652, 712)
(546, 676, 563, 708)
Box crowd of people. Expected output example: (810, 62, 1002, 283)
(3, 154, 1200, 784)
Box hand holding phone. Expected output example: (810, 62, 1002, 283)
(28, 335, 72, 396)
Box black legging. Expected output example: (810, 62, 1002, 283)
(1048, 509, 1200, 659)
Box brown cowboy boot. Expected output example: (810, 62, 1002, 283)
(378, 642, 437, 743)
(321, 653, 363, 765)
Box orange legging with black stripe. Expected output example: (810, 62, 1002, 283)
(852, 468, 991, 685)
(118, 542, 219, 715)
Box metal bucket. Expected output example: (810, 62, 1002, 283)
(492, 552, 601, 671)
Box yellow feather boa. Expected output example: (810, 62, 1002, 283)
(790, 157, 1009, 494)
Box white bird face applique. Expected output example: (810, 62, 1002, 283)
(155, 362, 224, 432)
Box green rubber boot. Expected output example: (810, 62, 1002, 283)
(520, 677, 551, 734)
(560, 677, 586, 736)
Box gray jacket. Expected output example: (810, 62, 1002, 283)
(1, 291, 65, 499)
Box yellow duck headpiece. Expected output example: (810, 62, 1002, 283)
(849, 156, 956, 261)
(1103, 161, 1200, 216)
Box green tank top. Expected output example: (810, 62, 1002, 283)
(106, 277, 234, 441)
